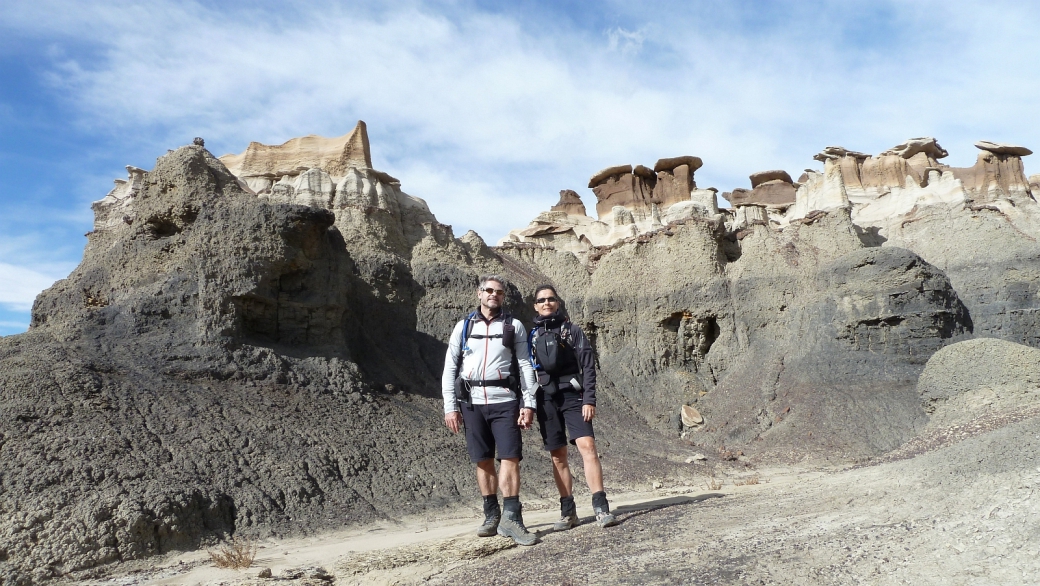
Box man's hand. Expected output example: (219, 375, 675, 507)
(582, 404, 596, 422)
(518, 408, 534, 430)
(445, 411, 462, 434)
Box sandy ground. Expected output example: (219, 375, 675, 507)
(73, 407, 1040, 586)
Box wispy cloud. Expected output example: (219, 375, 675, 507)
(607, 27, 644, 56)
(0, 261, 68, 312)
(2, 0, 1040, 246)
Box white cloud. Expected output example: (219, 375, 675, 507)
(607, 27, 645, 56)
(0, 262, 67, 311)
(2, 0, 1040, 246)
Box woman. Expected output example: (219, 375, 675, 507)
(529, 284, 617, 529)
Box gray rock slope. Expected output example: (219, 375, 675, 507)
(0, 146, 553, 585)
(1, 138, 1034, 584)
(502, 208, 973, 461)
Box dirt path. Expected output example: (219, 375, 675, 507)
(76, 412, 1040, 586)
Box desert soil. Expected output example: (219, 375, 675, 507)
(68, 406, 1040, 586)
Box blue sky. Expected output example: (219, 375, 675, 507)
(2, 0, 1039, 335)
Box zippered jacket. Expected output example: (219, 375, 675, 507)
(530, 314, 598, 406)
(441, 309, 538, 414)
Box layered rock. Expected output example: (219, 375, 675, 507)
(724, 169, 798, 209)
(778, 138, 1040, 348)
(550, 189, 587, 216)
(220, 120, 373, 190)
(503, 155, 717, 250)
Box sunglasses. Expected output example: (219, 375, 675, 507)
(535, 296, 558, 304)
(481, 288, 506, 295)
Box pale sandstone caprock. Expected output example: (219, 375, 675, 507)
(91, 165, 146, 232)
(220, 120, 372, 180)
(974, 140, 1032, 157)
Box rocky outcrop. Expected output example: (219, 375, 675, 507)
(550, 189, 587, 216)
(652, 156, 703, 209)
(780, 138, 1040, 348)
(2, 135, 572, 584)
(725, 169, 798, 208)
(219, 120, 372, 192)
(503, 155, 716, 250)
(918, 338, 1040, 404)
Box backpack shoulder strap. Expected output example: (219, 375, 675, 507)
(455, 312, 478, 372)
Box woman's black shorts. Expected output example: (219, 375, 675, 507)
(536, 388, 594, 451)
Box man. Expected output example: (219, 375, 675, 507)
(442, 275, 539, 545)
(528, 284, 618, 529)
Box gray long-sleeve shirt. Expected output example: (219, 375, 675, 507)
(441, 311, 538, 414)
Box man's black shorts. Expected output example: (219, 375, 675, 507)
(460, 400, 523, 462)
(536, 388, 594, 451)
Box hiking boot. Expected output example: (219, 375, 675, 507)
(552, 511, 579, 532)
(476, 514, 500, 537)
(594, 506, 618, 528)
(497, 508, 537, 545)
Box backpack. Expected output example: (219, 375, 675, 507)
(453, 311, 521, 396)
(530, 322, 580, 377)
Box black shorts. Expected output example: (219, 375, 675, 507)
(536, 389, 594, 451)
(461, 401, 523, 462)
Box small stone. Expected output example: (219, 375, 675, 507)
(258, 567, 272, 578)
(652, 481, 663, 489)
(685, 453, 707, 464)
(681, 405, 703, 427)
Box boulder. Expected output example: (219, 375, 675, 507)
(918, 338, 1040, 402)
(681, 405, 703, 426)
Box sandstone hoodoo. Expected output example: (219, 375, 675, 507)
(3, 122, 1040, 584)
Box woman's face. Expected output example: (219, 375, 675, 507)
(534, 289, 560, 317)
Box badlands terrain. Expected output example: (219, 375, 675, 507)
(2, 123, 1039, 585)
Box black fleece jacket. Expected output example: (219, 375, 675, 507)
(531, 312, 598, 406)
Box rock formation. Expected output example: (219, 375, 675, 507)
(219, 120, 373, 195)
(503, 155, 717, 253)
(550, 189, 587, 216)
(4, 125, 1040, 584)
(724, 169, 798, 208)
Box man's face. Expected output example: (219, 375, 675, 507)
(534, 289, 559, 317)
(479, 280, 506, 312)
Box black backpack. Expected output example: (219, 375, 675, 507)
(530, 322, 579, 376)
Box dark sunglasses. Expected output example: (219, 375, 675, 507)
(535, 296, 558, 304)
(482, 288, 506, 295)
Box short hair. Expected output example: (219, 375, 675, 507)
(479, 274, 509, 291)
(533, 284, 558, 299)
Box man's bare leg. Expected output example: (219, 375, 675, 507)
(476, 459, 498, 496)
(497, 457, 520, 497)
